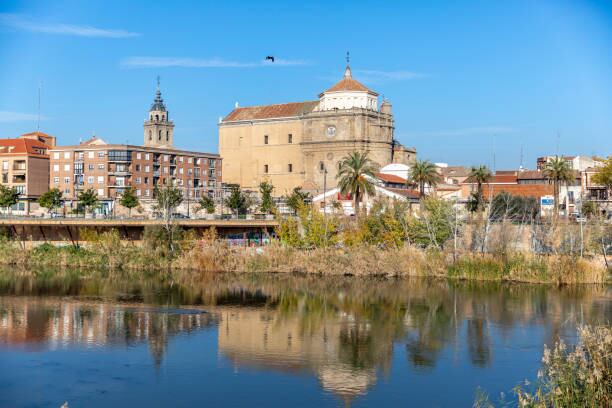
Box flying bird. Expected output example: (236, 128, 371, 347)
(265, 56, 275, 63)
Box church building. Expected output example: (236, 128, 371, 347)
(218, 61, 416, 195)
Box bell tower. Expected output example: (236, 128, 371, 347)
(144, 77, 174, 147)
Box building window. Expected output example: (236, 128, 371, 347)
(145, 153, 150, 161)
(136, 177, 141, 184)
(88, 164, 94, 170)
(144, 177, 149, 184)
(88, 151, 94, 159)
(135, 164, 141, 171)
(64, 177, 70, 184)
(264, 164, 268, 174)
(288, 163, 293, 173)
(98, 152, 105, 158)
(54, 177, 59, 184)
(319, 161, 325, 171)
(53, 164, 59, 172)
(288, 134, 293, 143)
(88, 176, 94, 184)
(164, 155, 169, 162)
(136, 153, 142, 160)
(136, 189, 141, 197)
(264, 135, 268, 145)
(64, 152, 70, 159)
(166, 131, 169, 142)
(145, 189, 150, 197)
(98, 164, 105, 170)
(145, 165, 150, 172)
(97, 189, 104, 197)
(98, 176, 104, 184)
(64, 164, 70, 172)
(158, 130, 162, 141)
(53, 152, 59, 159)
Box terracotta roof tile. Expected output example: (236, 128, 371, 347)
(386, 187, 421, 199)
(323, 77, 377, 95)
(376, 172, 407, 184)
(0, 138, 49, 156)
(482, 184, 553, 199)
(223, 101, 319, 121)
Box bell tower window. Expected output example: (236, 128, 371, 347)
(166, 131, 169, 142)
(158, 130, 162, 141)
(148, 130, 152, 141)
(155, 114, 159, 121)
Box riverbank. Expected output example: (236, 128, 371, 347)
(0, 235, 607, 284)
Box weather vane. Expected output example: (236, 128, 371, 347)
(156, 75, 160, 89)
(346, 51, 350, 65)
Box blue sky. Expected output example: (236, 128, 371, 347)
(0, 0, 611, 169)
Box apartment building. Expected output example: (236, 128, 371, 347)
(49, 137, 222, 214)
(48, 84, 221, 215)
(0, 132, 53, 213)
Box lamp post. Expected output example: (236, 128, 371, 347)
(321, 164, 328, 245)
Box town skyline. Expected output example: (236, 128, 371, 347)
(1, 0, 612, 169)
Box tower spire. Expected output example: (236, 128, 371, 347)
(344, 51, 352, 78)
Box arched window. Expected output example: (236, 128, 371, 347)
(148, 130, 152, 141)
(166, 131, 169, 141)
(150, 115, 153, 121)
(155, 114, 159, 121)
(162, 115, 165, 122)
(158, 130, 162, 141)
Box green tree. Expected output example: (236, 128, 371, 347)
(78, 188, 99, 215)
(153, 185, 184, 254)
(286, 187, 310, 214)
(466, 165, 492, 212)
(38, 188, 63, 214)
(337, 151, 377, 215)
(225, 185, 248, 216)
(592, 156, 612, 191)
(543, 156, 574, 218)
(119, 187, 139, 217)
(408, 197, 453, 249)
(259, 180, 275, 214)
(410, 159, 440, 197)
(489, 192, 539, 221)
(199, 195, 216, 214)
(0, 185, 20, 214)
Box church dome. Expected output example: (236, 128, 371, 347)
(320, 65, 378, 96)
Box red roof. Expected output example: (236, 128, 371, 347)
(482, 184, 553, 199)
(386, 187, 421, 199)
(223, 101, 319, 121)
(376, 172, 407, 184)
(321, 66, 378, 96)
(0, 138, 49, 157)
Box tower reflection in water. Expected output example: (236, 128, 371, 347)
(1, 275, 609, 405)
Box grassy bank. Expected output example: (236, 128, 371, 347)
(0, 233, 607, 284)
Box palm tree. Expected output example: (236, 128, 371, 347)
(410, 160, 440, 197)
(467, 165, 492, 211)
(337, 151, 377, 215)
(543, 156, 574, 218)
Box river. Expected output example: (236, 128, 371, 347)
(0, 272, 610, 407)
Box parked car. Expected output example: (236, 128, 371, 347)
(171, 213, 190, 219)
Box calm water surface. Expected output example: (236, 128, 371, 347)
(0, 272, 610, 407)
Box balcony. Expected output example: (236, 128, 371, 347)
(108, 170, 131, 176)
(12, 162, 26, 172)
(11, 175, 26, 184)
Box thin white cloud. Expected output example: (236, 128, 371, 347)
(354, 69, 427, 82)
(120, 56, 311, 68)
(0, 111, 45, 123)
(422, 126, 516, 137)
(0, 13, 139, 38)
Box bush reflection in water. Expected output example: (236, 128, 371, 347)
(0, 269, 609, 403)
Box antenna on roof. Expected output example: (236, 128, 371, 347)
(156, 75, 161, 90)
(36, 80, 42, 132)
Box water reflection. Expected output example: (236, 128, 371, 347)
(0, 271, 610, 406)
(0, 298, 215, 366)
